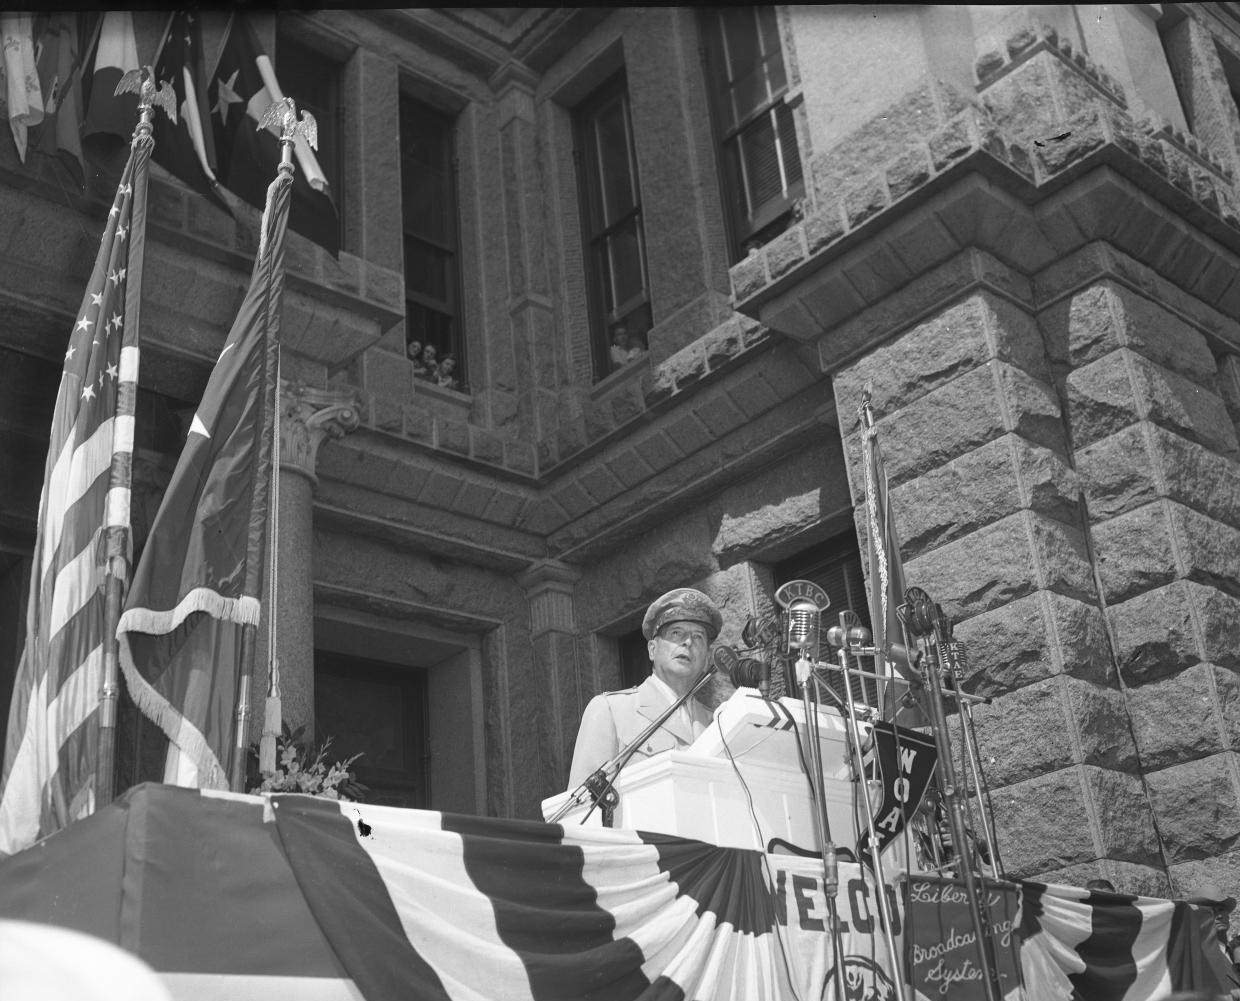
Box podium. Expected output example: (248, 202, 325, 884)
(542, 688, 883, 855)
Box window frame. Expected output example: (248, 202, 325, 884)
(699, 6, 804, 261)
(399, 92, 467, 390)
(573, 71, 654, 383)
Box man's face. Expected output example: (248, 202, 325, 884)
(1213, 904, 1232, 943)
(648, 620, 710, 686)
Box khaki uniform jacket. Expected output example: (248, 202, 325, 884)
(567, 675, 715, 788)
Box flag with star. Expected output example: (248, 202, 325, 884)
(208, 13, 339, 255)
(0, 129, 153, 855)
(116, 163, 292, 790)
(151, 10, 226, 209)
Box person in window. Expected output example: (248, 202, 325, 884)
(567, 588, 722, 789)
(407, 339, 429, 380)
(421, 344, 440, 381)
(436, 354, 458, 391)
(609, 324, 634, 371)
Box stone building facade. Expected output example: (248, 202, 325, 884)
(1, 5, 1239, 900)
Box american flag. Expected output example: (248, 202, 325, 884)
(0, 132, 152, 854)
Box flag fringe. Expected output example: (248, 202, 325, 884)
(116, 587, 260, 636)
(116, 631, 228, 791)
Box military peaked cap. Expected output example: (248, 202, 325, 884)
(641, 588, 722, 642)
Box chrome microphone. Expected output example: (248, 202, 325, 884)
(774, 580, 830, 678)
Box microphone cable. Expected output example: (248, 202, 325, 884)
(718, 716, 808, 1001)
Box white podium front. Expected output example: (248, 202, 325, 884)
(542, 688, 882, 855)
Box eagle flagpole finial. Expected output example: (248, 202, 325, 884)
(116, 66, 177, 142)
(258, 96, 318, 178)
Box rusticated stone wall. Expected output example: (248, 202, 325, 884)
(832, 275, 1170, 894)
(830, 247, 1240, 896)
(1055, 267, 1240, 896)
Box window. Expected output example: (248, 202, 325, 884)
(700, 6, 803, 260)
(275, 29, 345, 252)
(400, 95, 466, 391)
(775, 532, 876, 707)
(574, 74, 652, 381)
(315, 651, 431, 809)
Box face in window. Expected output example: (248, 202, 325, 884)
(647, 620, 710, 688)
(407, 339, 423, 361)
(423, 345, 437, 366)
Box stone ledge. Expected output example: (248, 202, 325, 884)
(734, 92, 1240, 349)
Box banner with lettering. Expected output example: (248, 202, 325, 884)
(773, 855, 907, 1001)
(857, 721, 938, 868)
(903, 873, 1022, 1001)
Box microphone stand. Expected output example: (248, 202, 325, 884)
(943, 638, 1002, 878)
(901, 587, 1004, 1001)
(795, 652, 850, 1001)
(548, 666, 717, 826)
(830, 613, 909, 1001)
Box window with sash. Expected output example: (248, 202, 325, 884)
(400, 95, 466, 392)
(274, 28, 345, 250)
(574, 73, 653, 382)
(700, 6, 804, 260)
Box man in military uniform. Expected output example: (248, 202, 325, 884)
(567, 588, 723, 788)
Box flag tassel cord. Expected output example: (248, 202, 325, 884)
(95, 83, 158, 809)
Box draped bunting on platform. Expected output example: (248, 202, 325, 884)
(1017, 881, 1236, 1001)
(0, 784, 903, 1001)
(272, 794, 907, 1001)
(0, 784, 1230, 1001)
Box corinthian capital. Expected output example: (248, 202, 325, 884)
(280, 382, 361, 485)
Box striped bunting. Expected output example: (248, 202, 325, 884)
(0, 131, 150, 855)
(1018, 880, 1239, 1000)
(271, 796, 908, 1001)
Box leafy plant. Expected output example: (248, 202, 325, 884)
(247, 722, 368, 801)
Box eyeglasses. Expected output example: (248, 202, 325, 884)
(658, 625, 709, 646)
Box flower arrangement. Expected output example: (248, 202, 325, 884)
(248, 723, 368, 801)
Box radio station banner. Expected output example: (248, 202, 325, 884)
(903, 873, 1022, 1001)
(773, 854, 907, 1001)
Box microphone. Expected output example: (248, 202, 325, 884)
(711, 644, 739, 675)
(710, 645, 766, 688)
(741, 614, 781, 649)
(774, 580, 830, 678)
(944, 639, 969, 690)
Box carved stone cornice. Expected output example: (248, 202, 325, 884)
(280, 383, 362, 486)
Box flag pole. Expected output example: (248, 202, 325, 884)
(229, 100, 299, 792)
(258, 349, 282, 777)
(96, 74, 157, 807)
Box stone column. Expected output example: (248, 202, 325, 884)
(1057, 279, 1240, 900)
(489, 61, 562, 455)
(517, 559, 583, 790)
(832, 268, 1167, 895)
(257, 383, 360, 743)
